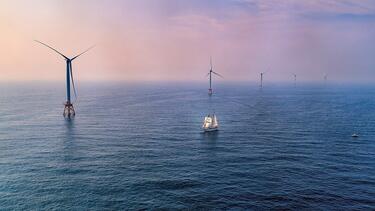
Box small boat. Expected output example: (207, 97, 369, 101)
(202, 114, 219, 132)
(352, 133, 359, 138)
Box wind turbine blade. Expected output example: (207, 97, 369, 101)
(71, 45, 95, 61)
(69, 62, 77, 101)
(34, 40, 68, 60)
(212, 71, 223, 78)
(210, 57, 213, 70)
(206, 72, 210, 77)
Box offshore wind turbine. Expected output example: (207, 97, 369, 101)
(260, 72, 266, 88)
(206, 57, 223, 95)
(293, 73, 297, 87)
(324, 74, 328, 84)
(35, 40, 94, 117)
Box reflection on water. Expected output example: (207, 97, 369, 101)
(63, 118, 77, 162)
(64, 117, 75, 139)
(201, 131, 219, 143)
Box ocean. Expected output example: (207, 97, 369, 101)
(0, 82, 374, 210)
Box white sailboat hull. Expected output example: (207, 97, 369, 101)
(203, 127, 218, 132)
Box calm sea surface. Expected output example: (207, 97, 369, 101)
(0, 82, 375, 210)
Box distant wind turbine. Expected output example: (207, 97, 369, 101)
(293, 73, 297, 87)
(324, 74, 328, 83)
(206, 57, 223, 95)
(35, 40, 95, 117)
(260, 72, 266, 88)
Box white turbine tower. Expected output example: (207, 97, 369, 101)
(206, 57, 223, 95)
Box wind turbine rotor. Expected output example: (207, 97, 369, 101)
(34, 40, 68, 60)
(71, 45, 96, 61)
(212, 71, 224, 78)
(210, 56, 213, 71)
(69, 62, 77, 101)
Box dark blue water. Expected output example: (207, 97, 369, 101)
(0, 82, 375, 210)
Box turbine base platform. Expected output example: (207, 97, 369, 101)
(63, 102, 75, 118)
(208, 88, 213, 96)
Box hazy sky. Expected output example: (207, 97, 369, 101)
(1, 0, 375, 82)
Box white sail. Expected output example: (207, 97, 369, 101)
(202, 114, 218, 131)
(212, 115, 218, 127)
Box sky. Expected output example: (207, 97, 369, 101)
(1, 0, 375, 82)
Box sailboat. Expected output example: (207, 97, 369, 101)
(202, 114, 219, 132)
